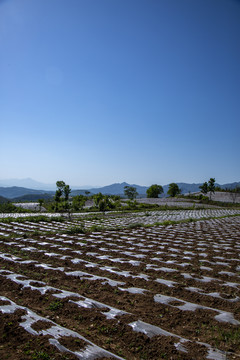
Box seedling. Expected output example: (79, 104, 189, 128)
(48, 300, 63, 311)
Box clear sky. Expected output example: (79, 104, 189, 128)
(0, 0, 239, 187)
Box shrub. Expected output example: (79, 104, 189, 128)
(0, 202, 29, 213)
(65, 225, 86, 234)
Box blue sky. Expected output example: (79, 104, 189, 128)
(0, 0, 239, 187)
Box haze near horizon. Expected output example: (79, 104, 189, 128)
(1, 0, 239, 187)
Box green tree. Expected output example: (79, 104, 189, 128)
(54, 181, 71, 213)
(63, 185, 71, 201)
(124, 186, 138, 200)
(92, 193, 118, 212)
(38, 199, 44, 212)
(99, 198, 108, 212)
(147, 184, 163, 198)
(72, 195, 86, 211)
(54, 189, 62, 211)
(199, 182, 208, 195)
(56, 181, 65, 196)
(208, 178, 215, 200)
(167, 183, 181, 197)
(93, 192, 104, 207)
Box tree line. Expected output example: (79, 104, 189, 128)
(38, 181, 183, 216)
(36, 178, 239, 215)
(124, 183, 181, 199)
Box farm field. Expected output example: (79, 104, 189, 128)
(0, 209, 239, 359)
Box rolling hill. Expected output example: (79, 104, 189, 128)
(0, 181, 239, 201)
(0, 187, 54, 199)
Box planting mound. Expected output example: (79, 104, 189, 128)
(0, 209, 239, 359)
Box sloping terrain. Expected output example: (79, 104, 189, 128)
(0, 210, 239, 359)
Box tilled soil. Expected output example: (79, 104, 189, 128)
(0, 211, 239, 359)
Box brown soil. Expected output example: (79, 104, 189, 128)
(0, 214, 239, 359)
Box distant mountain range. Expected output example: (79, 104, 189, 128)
(0, 178, 56, 191)
(73, 181, 240, 196)
(71, 182, 148, 197)
(0, 180, 239, 201)
(0, 178, 94, 191)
